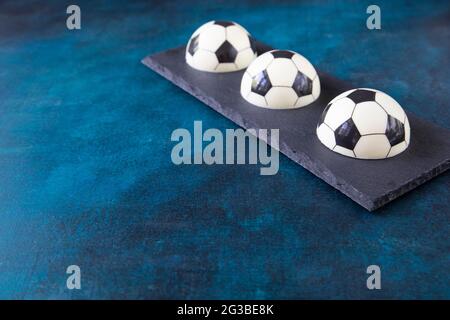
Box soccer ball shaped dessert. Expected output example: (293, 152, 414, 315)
(317, 88, 410, 159)
(240, 50, 320, 109)
(185, 20, 257, 72)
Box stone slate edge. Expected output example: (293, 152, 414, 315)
(141, 46, 450, 212)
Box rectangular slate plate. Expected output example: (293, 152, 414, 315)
(142, 41, 450, 211)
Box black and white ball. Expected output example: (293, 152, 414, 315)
(185, 21, 257, 73)
(317, 88, 410, 159)
(240, 50, 320, 109)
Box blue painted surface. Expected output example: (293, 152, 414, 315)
(0, 0, 448, 299)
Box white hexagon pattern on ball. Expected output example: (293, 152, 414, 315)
(198, 25, 225, 52)
(265, 87, 298, 109)
(316, 88, 410, 159)
(266, 59, 297, 86)
(240, 50, 320, 109)
(246, 92, 267, 108)
(354, 135, 391, 159)
(291, 54, 317, 80)
(333, 145, 355, 158)
(186, 21, 257, 73)
(235, 48, 256, 69)
(312, 76, 321, 100)
(192, 50, 219, 72)
(246, 52, 273, 77)
(352, 101, 388, 135)
(388, 141, 408, 158)
(323, 97, 355, 130)
(240, 72, 252, 98)
(295, 94, 315, 108)
(226, 25, 251, 51)
(215, 63, 237, 72)
(316, 124, 336, 150)
(375, 91, 405, 122)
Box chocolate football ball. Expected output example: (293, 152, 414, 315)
(186, 21, 257, 73)
(317, 88, 410, 159)
(240, 50, 320, 109)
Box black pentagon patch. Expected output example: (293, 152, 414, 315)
(214, 20, 234, 27)
(249, 36, 257, 53)
(251, 70, 272, 96)
(318, 103, 332, 126)
(385, 115, 405, 146)
(292, 72, 312, 97)
(271, 50, 295, 59)
(335, 118, 361, 150)
(187, 34, 199, 56)
(347, 89, 376, 104)
(215, 41, 238, 63)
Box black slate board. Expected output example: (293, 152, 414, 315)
(141, 41, 450, 211)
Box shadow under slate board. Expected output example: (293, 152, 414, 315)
(141, 41, 450, 211)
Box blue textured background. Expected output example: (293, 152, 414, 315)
(0, 0, 449, 299)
